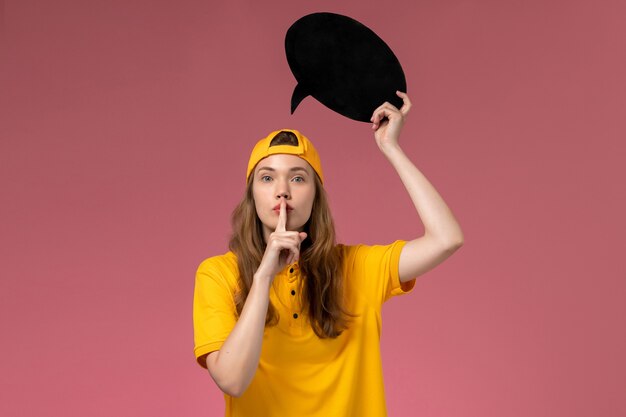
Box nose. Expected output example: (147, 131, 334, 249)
(276, 180, 290, 200)
(276, 191, 290, 200)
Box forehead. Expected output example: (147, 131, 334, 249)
(255, 154, 312, 173)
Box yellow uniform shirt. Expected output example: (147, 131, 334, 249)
(193, 240, 416, 417)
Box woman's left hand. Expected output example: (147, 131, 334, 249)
(370, 91, 412, 152)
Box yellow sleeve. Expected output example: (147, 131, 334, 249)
(344, 239, 416, 307)
(192, 257, 238, 369)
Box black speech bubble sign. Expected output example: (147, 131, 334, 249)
(286, 12, 407, 123)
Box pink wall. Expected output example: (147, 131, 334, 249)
(1, 0, 625, 416)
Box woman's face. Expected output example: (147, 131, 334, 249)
(252, 154, 317, 242)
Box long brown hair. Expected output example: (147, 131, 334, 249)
(228, 132, 355, 338)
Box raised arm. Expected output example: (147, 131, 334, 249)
(371, 92, 464, 283)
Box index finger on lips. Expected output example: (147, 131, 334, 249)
(276, 199, 287, 232)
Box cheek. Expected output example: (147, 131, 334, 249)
(307, 190, 316, 211)
(252, 189, 264, 206)
(252, 194, 264, 216)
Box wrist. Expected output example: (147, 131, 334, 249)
(251, 275, 272, 293)
(381, 143, 404, 159)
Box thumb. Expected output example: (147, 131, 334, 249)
(299, 232, 308, 241)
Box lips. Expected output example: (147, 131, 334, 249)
(273, 207, 293, 212)
(273, 203, 294, 211)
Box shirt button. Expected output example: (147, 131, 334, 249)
(293, 313, 298, 319)
(290, 268, 294, 273)
(291, 290, 296, 296)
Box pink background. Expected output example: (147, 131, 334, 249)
(1, 0, 625, 416)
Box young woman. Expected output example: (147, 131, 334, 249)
(193, 92, 464, 416)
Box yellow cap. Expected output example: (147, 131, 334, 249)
(246, 129, 324, 184)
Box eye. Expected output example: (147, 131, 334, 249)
(260, 175, 272, 182)
(292, 176, 305, 182)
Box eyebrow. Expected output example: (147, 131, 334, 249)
(257, 167, 309, 174)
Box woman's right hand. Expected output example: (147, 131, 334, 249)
(208, 198, 304, 396)
(255, 199, 307, 284)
